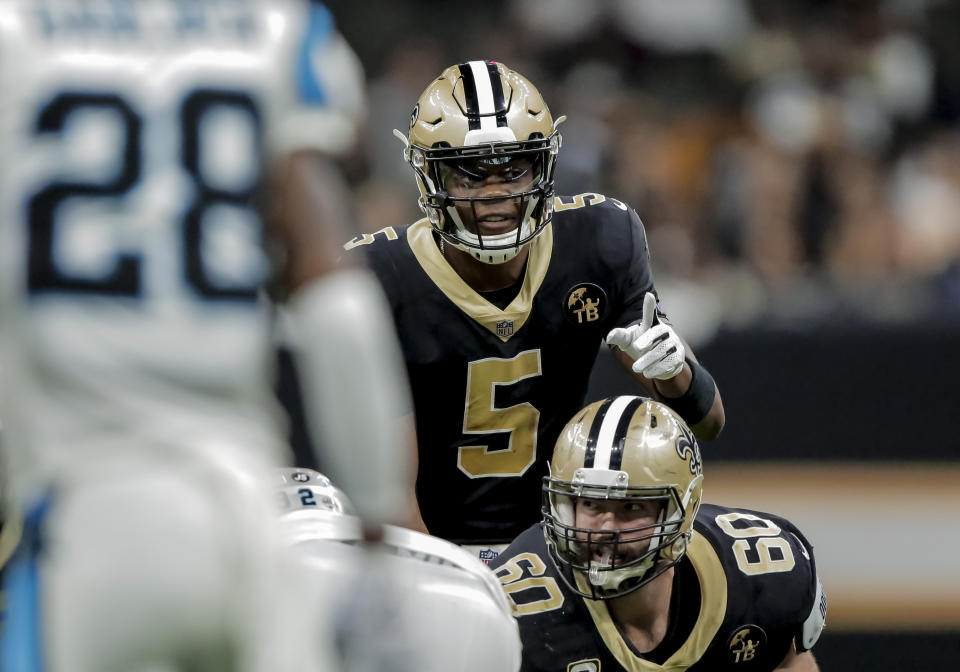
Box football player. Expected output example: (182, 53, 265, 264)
(0, 2, 411, 671)
(490, 397, 826, 671)
(274, 467, 523, 672)
(343, 61, 724, 557)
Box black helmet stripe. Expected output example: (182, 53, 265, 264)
(589, 396, 642, 470)
(583, 397, 616, 468)
(458, 61, 508, 132)
(458, 62, 481, 130)
(485, 61, 508, 127)
(609, 397, 645, 470)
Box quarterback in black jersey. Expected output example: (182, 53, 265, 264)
(490, 397, 825, 671)
(343, 61, 724, 547)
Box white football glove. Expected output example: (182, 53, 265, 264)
(606, 292, 685, 380)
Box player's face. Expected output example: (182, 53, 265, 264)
(440, 156, 537, 237)
(573, 498, 662, 565)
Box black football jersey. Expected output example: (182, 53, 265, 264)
(490, 503, 826, 672)
(344, 194, 656, 543)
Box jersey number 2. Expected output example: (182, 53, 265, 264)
(28, 90, 262, 300)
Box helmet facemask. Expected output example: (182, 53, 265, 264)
(406, 132, 560, 264)
(542, 469, 702, 600)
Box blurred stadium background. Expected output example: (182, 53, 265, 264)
(325, 0, 960, 669)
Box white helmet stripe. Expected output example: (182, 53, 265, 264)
(592, 396, 636, 470)
(467, 60, 499, 132)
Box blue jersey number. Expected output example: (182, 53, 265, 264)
(27, 89, 264, 301)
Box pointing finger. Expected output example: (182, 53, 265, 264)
(641, 292, 658, 330)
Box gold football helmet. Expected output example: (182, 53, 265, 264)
(543, 396, 703, 599)
(394, 60, 564, 264)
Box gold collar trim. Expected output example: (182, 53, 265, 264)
(406, 219, 554, 342)
(580, 532, 728, 671)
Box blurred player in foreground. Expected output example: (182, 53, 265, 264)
(0, 2, 411, 670)
(275, 468, 522, 672)
(491, 397, 826, 671)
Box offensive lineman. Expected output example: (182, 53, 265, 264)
(491, 397, 826, 671)
(0, 2, 411, 670)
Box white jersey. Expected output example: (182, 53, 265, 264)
(0, 0, 364, 504)
(282, 514, 523, 672)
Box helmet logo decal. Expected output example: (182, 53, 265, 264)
(728, 625, 767, 664)
(564, 283, 607, 326)
(409, 103, 419, 129)
(676, 424, 702, 475)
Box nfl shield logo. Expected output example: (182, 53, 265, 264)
(496, 320, 514, 337)
(478, 548, 500, 563)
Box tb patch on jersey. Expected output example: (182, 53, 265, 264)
(727, 624, 768, 665)
(563, 283, 608, 326)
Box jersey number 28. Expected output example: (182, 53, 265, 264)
(27, 89, 263, 301)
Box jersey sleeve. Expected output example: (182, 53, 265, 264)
(697, 504, 826, 656)
(610, 206, 663, 328)
(265, 1, 366, 159)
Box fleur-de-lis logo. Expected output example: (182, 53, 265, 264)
(675, 425, 702, 475)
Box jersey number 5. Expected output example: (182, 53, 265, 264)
(28, 89, 262, 301)
(459, 350, 542, 478)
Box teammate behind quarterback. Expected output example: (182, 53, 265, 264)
(344, 60, 725, 553)
(491, 397, 826, 671)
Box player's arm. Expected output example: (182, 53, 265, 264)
(263, 7, 417, 537)
(604, 208, 724, 440)
(608, 327, 725, 440)
(267, 151, 416, 538)
(399, 412, 429, 534)
(775, 643, 820, 671)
